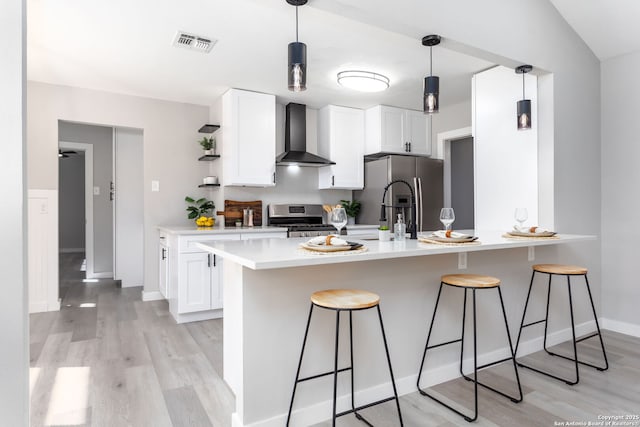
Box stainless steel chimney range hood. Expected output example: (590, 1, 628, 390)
(276, 102, 335, 167)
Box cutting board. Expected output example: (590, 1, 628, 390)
(217, 200, 263, 227)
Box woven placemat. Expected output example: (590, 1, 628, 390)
(502, 233, 559, 240)
(418, 238, 481, 246)
(297, 246, 369, 256)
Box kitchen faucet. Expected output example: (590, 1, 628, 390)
(379, 179, 417, 239)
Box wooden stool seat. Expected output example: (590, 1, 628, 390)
(311, 289, 380, 310)
(533, 264, 588, 275)
(441, 274, 501, 288)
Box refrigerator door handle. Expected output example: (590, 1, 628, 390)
(418, 177, 424, 232)
(413, 177, 420, 233)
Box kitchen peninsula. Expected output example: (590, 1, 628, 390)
(197, 232, 595, 427)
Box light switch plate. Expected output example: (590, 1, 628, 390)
(93, 186, 100, 196)
(528, 246, 535, 261)
(151, 180, 160, 192)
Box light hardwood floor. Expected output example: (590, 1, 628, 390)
(30, 254, 639, 426)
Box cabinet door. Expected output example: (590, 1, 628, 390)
(405, 109, 430, 155)
(178, 252, 212, 313)
(159, 243, 169, 299)
(318, 106, 365, 189)
(223, 89, 276, 187)
(380, 106, 406, 153)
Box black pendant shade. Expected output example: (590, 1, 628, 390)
(287, 0, 308, 92)
(422, 35, 441, 114)
(288, 42, 307, 92)
(516, 65, 533, 130)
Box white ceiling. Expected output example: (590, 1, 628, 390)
(30, 0, 636, 110)
(548, 0, 640, 60)
(27, 0, 493, 110)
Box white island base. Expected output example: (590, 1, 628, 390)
(198, 232, 596, 427)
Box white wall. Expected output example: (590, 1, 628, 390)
(0, 0, 29, 423)
(27, 81, 210, 296)
(601, 50, 640, 332)
(59, 122, 113, 273)
(58, 153, 85, 251)
(473, 66, 539, 230)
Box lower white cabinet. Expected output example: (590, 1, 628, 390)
(162, 229, 286, 323)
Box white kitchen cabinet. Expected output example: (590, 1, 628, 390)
(222, 89, 276, 187)
(179, 252, 217, 313)
(365, 105, 431, 156)
(318, 105, 365, 189)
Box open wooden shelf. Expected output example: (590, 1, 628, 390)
(198, 154, 221, 161)
(198, 183, 221, 188)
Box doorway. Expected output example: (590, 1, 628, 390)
(438, 127, 475, 229)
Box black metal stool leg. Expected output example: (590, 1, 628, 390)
(376, 305, 404, 426)
(417, 282, 445, 389)
(459, 288, 468, 379)
(332, 310, 340, 427)
(542, 273, 553, 354)
(287, 303, 315, 427)
(470, 289, 478, 422)
(584, 275, 609, 371)
(497, 287, 523, 403)
(515, 270, 537, 356)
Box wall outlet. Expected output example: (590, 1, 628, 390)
(458, 252, 468, 270)
(528, 246, 535, 261)
(93, 186, 100, 196)
(151, 180, 160, 192)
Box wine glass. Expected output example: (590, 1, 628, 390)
(439, 208, 455, 231)
(329, 207, 348, 236)
(514, 208, 528, 229)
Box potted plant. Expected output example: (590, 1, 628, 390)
(198, 136, 216, 155)
(340, 199, 361, 225)
(185, 196, 216, 227)
(378, 225, 391, 241)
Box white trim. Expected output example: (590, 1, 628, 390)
(436, 127, 472, 208)
(233, 319, 598, 427)
(59, 248, 85, 253)
(59, 141, 94, 278)
(601, 318, 640, 338)
(141, 290, 165, 302)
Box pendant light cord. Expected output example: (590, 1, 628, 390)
(522, 72, 525, 99)
(429, 46, 433, 76)
(295, 6, 299, 42)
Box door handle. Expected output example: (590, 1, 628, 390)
(408, 142, 412, 152)
(207, 253, 211, 268)
(161, 248, 166, 260)
(213, 254, 216, 267)
(273, 172, 276, 184)
(331, 175, 335, 186)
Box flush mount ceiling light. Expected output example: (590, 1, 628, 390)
(422, 34, 441, 114)
(287, 0, 308, 92)
(515, 65, 533, 130)
(337, 70, 390, 92)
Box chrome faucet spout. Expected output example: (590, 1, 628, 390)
(380, 179, 418, 239)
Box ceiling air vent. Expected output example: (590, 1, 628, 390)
(172, 31, 216, 53)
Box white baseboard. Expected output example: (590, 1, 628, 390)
(87, 271, 112, 279)
(29, 298, 61, 314)
(601, 317, 640, 338)
(235, 319, 599, 427)
(59, 248, 85, 253)
(141, 290, 164, 302)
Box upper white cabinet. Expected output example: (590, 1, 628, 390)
(365, 105, 431, 156)
(318, 105, 365, 189)
(222, 89, 276, 187)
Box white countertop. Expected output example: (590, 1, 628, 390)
(196, 231, 596, 270)
(158, 225, 288, 235)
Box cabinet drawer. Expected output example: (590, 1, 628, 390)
(179, 233, 241, 253)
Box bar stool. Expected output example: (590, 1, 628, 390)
(514, 264, 608, 385)
(286, 289, 403, 427)
(417, 274, 523, 422)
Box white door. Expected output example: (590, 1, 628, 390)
(113, 128, 144, 287)
(380, 106, 405, 153)
(405, 110, 430, 155)
(179, 252, 212, 313)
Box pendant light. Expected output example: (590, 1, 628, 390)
(287, 0, 308, 92)
(422, 34, 441, 114)
(515, 65, 533, 130)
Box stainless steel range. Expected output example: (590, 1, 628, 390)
(267, 204, 336, 238)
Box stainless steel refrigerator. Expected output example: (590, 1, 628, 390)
(354, 155, 444, 232)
